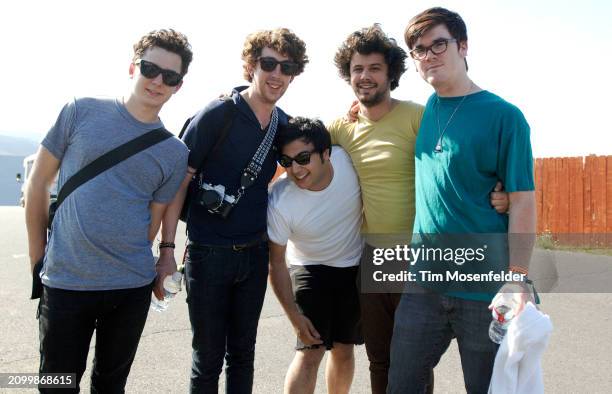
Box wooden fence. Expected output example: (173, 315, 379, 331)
(535, 155, 612, 246)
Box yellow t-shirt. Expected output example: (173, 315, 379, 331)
(328, 100, 424, 243)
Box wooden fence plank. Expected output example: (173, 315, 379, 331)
(584, 156, 593, 234)
(592, 156, 607, 235)
(535, 159, 544, 234)
(607, 156, 612, 246)
(558, 158, 570, 234)
(568, 157, 584, 234)
(543, 158, 555, 233)
(607, 156, 612, 233)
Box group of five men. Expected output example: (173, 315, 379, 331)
(26, 6, 535, 394)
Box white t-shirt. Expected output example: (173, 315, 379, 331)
(267, 147, 363, 268)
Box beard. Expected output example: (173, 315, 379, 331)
(354, 81, 390, 108)
(358, 89, 387, 107)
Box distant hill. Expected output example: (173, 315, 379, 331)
(0, 155, 26, 206)
(0, 135, 38, 156)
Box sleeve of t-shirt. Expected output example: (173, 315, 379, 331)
(496, 105, 535, 192)
(152, 145, 189, 203)
(41, 98, 77, 161)
(267, 188, 291, 246)
(412, 103, 425, 136)
(327, 117, 346, 146)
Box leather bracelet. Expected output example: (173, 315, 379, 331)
(159, 242, 176, 249)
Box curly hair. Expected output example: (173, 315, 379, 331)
(241, 28, 308, 82)
(133, 29, 193, 75)
(334, 24, 407, 90)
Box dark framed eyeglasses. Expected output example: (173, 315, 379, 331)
(409, 38, 457, 60)
(278, 150, 316, 168)
(135, 59, 183, 87)
(258, 57, 299, 76)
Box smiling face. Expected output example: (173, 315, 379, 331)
(128, 46, 183, 111)
(247, 47, 294, 105)
(349, 52, 391, 107)
(282, 138, 332, 192)
(412, 24, 468, 90)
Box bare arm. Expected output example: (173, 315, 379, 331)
(25, 146, 60, 273)
(508, 191, 536, 274)
(153, 167, 195, 300)
(492, 191, 537, 310)
(268, 241, 322, 345)
(148, 201, 169, 242)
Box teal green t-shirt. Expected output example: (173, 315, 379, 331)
(412, 90, 535, 301)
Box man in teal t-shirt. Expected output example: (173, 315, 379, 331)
(388, 7, 537, 393)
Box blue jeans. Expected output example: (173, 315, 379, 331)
(388, 287, 498, 394)
(38, 282, 153, 393)
(184, 242, 269, 394)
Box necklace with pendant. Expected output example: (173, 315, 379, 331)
(434, 83, 474, 153)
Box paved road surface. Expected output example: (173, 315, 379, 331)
(1, 206, 611, 393)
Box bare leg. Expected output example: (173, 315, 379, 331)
(326, 343, 355, 394)
(284, 347, 326, 394)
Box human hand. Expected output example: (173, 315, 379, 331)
(154, 252, 177, 301)
(344, 100, 360, 123)
(292, 313, 323, 346)
(490, 181, 509, 214)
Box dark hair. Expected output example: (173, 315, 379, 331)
(404, 7, 468, 70)
(241, 28, 309, 82)
(133, 29, 193, 75)
(276, 117, 332, 158)
(334, 24, 407, 90)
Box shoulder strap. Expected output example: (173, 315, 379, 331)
(207, 96, 235, 164)
(54, 127, 172, 210)
(178, 96, 236, 172)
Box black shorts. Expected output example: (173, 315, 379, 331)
(290, 264, 364, 350)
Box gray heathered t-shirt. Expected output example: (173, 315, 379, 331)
(41, 97, 188, 290)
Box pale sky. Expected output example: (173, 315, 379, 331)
(1, 0, 611, 158)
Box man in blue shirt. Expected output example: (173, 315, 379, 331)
(387, 8, 536, 393)
(25, 29, 192, 392)
(157, 28, 308, 393)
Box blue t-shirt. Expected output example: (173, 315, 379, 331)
(42, 97, 188, 290)
(412, 90, 535, 300)
(182, 87, 289, 245)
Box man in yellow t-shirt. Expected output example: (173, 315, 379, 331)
(327, 24, 427, 394)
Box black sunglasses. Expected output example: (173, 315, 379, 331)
(258, 57, 299, 76)
(135, 59, 183, 87)
(278, 150, 316, 168)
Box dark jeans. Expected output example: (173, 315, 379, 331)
(38, 282, 153, 394)
(184, 242, 269, 394)
(388, 288, 498, 394)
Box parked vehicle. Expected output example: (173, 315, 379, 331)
(16, 153, 57, 207)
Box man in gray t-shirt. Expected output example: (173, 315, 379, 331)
(25, 29, 192, 392)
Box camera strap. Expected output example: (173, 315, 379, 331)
(235, 107, 279, 201)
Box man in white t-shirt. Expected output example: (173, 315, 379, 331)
(268, 117, 364, 394)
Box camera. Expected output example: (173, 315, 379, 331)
(195, 183, 237, 219)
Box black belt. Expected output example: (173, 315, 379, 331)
(188, 234, 268, 252)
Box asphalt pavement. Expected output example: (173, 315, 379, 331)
(1, 206, 611, 393)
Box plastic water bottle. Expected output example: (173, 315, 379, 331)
(150, 272, 182, 312)
(488, 293, 518, 344)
